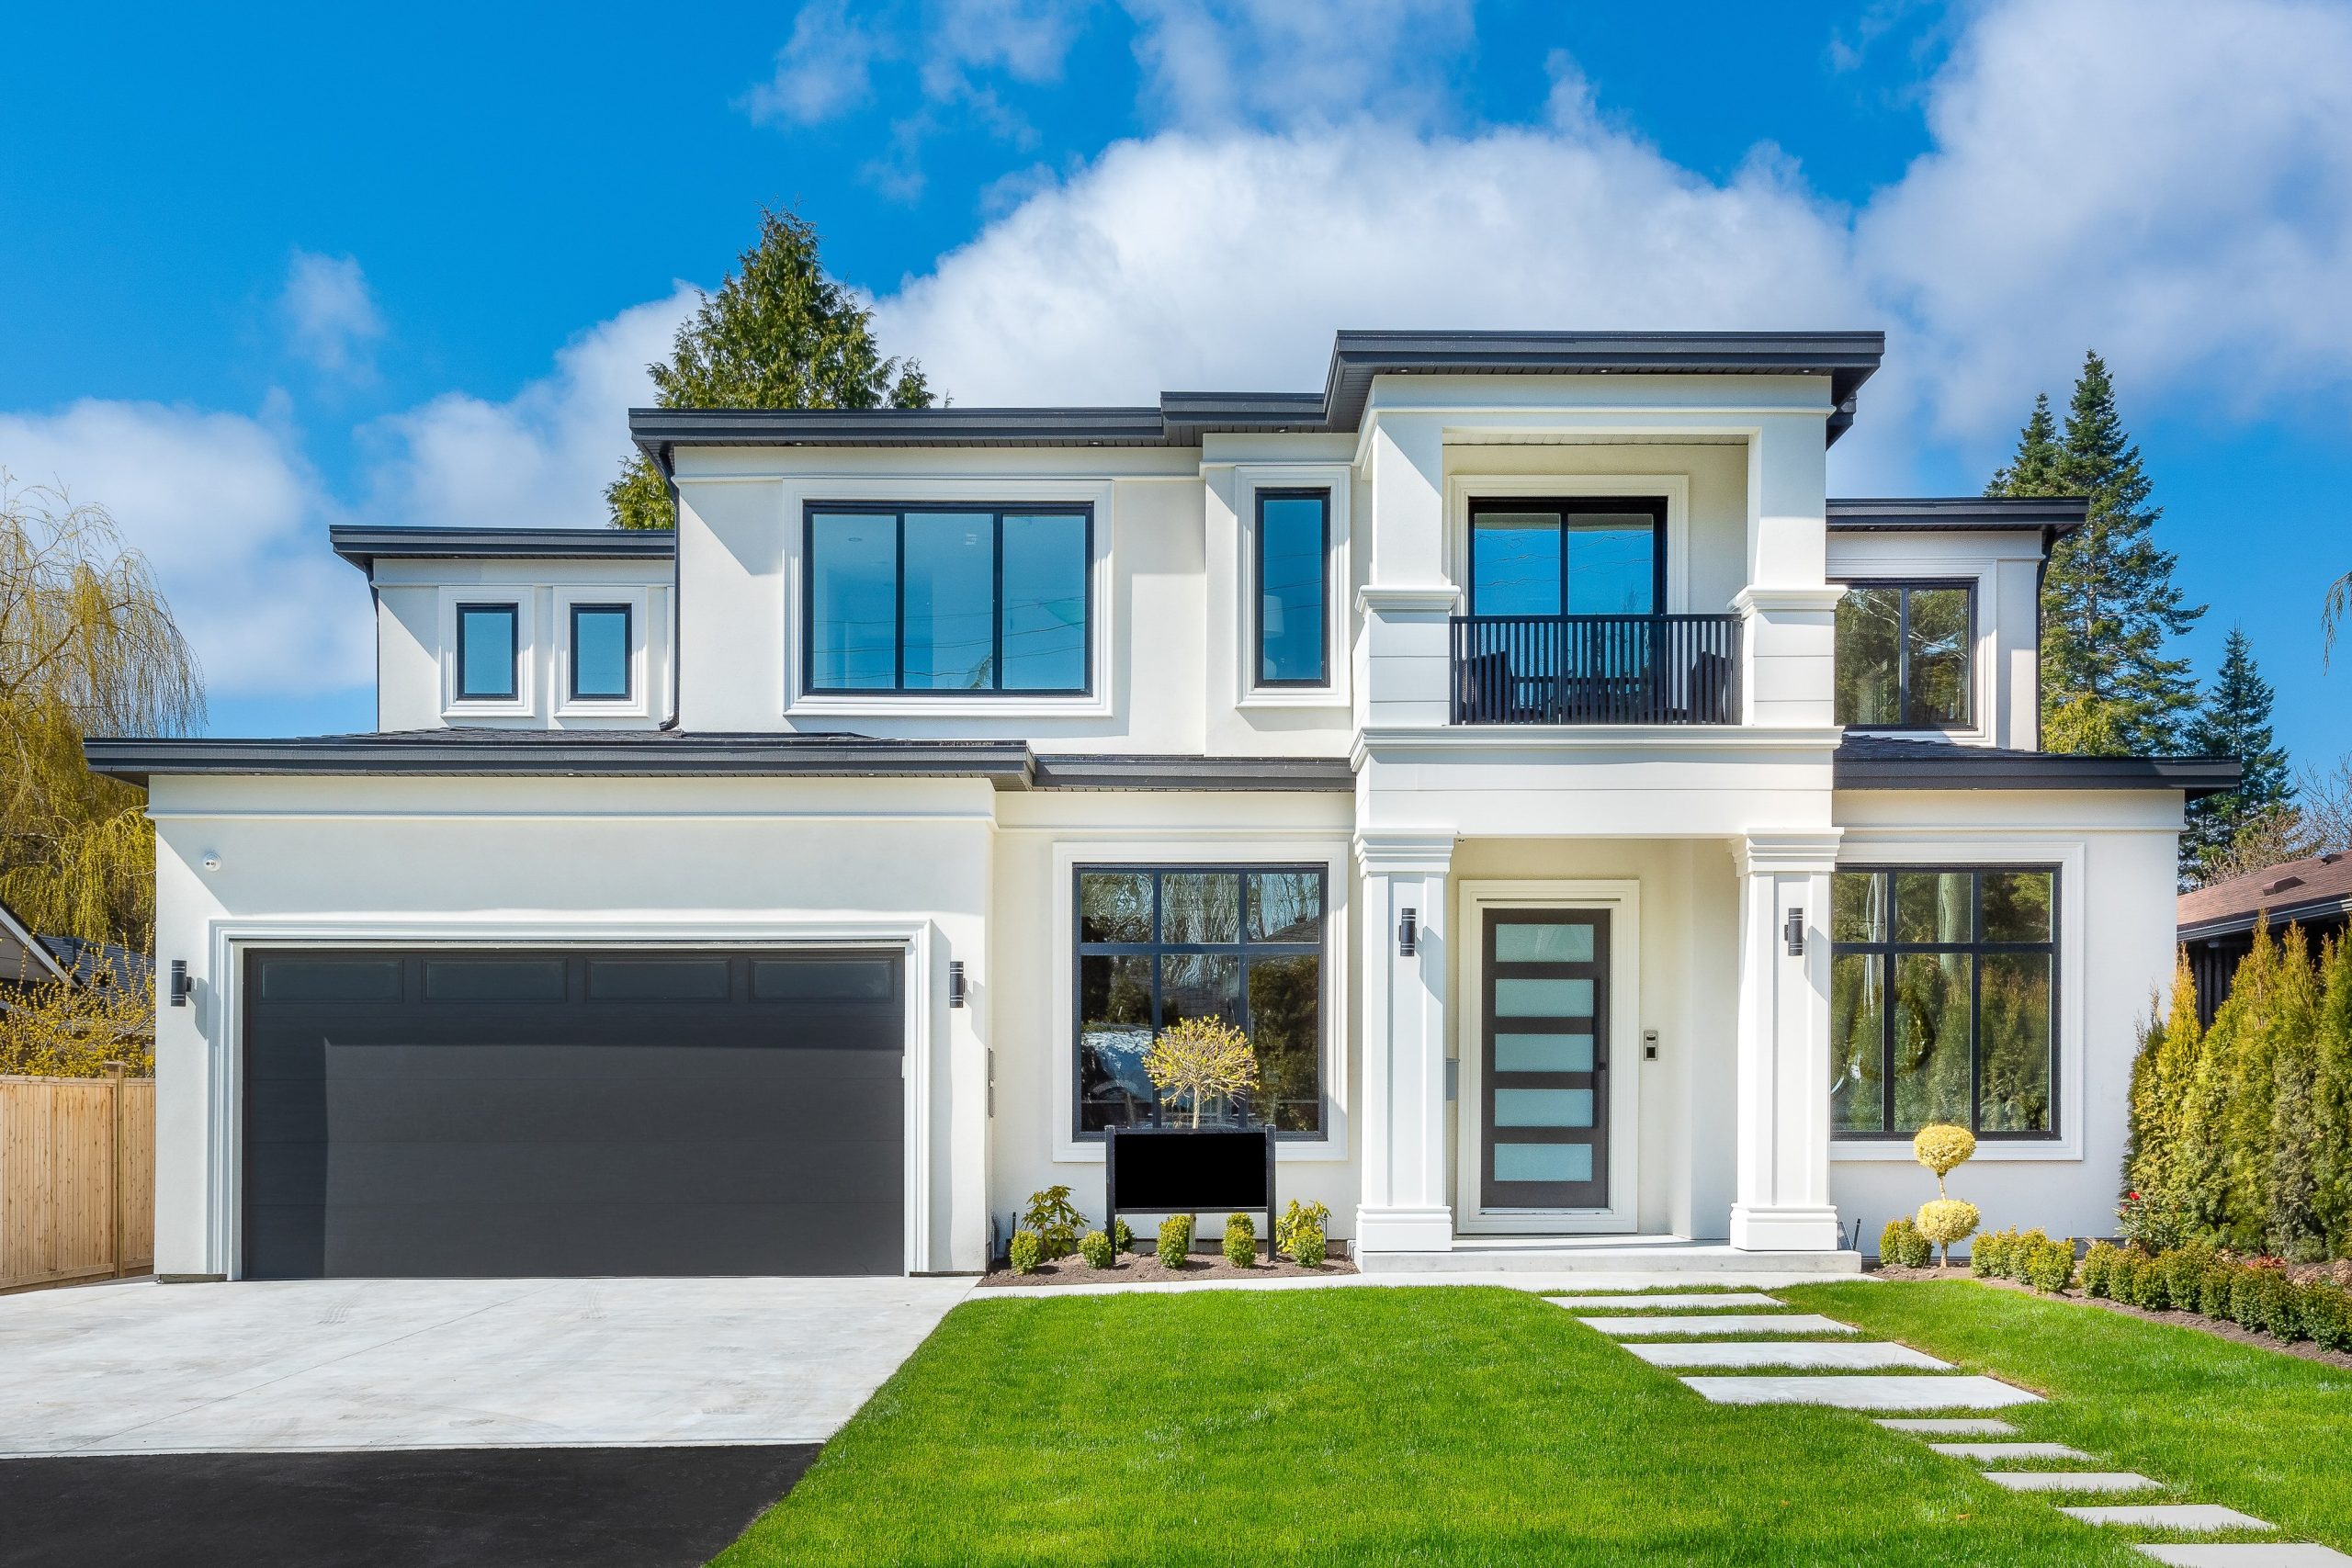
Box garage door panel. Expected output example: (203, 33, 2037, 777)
(242, 948, 907, 1280)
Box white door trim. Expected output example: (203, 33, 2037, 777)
(1454, 880, 1641, 1235)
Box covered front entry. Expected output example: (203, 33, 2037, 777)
(1476, 908, 1611, 1210)
(241, 946, 906, 1279)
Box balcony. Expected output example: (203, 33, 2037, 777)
(1448, 614, 1743, 726)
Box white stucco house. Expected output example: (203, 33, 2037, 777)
(91, 331, 2236, 1282)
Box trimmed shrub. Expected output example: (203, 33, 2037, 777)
(1022, 1186, 1088, 1259)
(2231, 1265, 2278, 1331)
(1276, 1199, 1332, 1260)
(2081, 1240, 2122, 1298)
(2129, 1249, 2174, 1312)
(1972, 1228, 2016, 1279)
(2162, 1240, 2216, 1311)
(1157, 1213, 1194, 1269)
(1222, 1213, 1257, 1268)
(1291, 1222, 1328, 1269)
(1008, 1229, 1043, 1274)
(2301, 1279, 2352, 1352)
(1112, 1217, 1134, 1254)
(2024, 1235, 2076, 1294)
(1881, 1217, 1932, 1269)
(1918, 1200, 1981, 1266)
(2199, 1258, 2241, 1318)
(2004, 1229, 2053, 1285)
(1914, 1124, 1977, 1189)
(1079, 1229, 1115, 1269)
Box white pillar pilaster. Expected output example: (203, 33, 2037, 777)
(1729, 831, 1846, 1252)
(1353, 830, 1457, 1254)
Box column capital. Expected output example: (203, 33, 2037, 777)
(1356, 583, 1464, 616)
(1735, 830, 1842, 878)
(1354, 830, 1457, 876)
(1731, 583, 1846, 619)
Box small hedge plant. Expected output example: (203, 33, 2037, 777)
(1223, 1213, 1257, 1268)
(1157, 1213, 1194, 1269)
(1880, 1217, 1932, 1269)
(1112, 1217, 1134, 1255)
(2071, 1238, 2352, 1352)
(1291, 1222, 1327, 1269)
(1276, 1200, 1331, 1260)
(1008, 1229, 1043, 1274)
(1079, 1229, 1116, 1269)
(1022, 1186, 1088, 1259)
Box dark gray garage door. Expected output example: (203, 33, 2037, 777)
(242, 948, 904, 1279)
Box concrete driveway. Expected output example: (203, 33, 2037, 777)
(0, 1275, 973, 1456)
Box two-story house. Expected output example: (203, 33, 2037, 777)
(92, 331, 2236, 1282)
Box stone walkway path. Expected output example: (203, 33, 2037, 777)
(1551, 1290, 2352, 1564)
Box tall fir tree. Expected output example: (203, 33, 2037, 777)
(2181, 627, 2297, 884)
(1987, 352, 2204, 755)
(608, 208, 933, 529)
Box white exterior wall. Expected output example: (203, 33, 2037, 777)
(1826, 528, 2048, 750)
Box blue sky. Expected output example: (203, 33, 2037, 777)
(2, 0, 2346, 771)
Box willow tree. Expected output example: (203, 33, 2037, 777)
(0, 477, 204, 948)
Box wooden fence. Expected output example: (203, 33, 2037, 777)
(1, 1071, 154, 1291)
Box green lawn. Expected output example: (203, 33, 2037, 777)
(1785, 1279, 2352, 1550)
(713, 1286, 2136, 1567)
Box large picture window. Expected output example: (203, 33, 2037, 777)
(1075, 865, 1325, 1138)
(1467, 497, 1665, 616)
(804, 504, 1091, 694)
(1255, 489, 1329, 686)
(1831, 866, 2058, 1139)
(1834, 581, 1973, 728)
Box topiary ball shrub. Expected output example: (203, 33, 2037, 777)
(1079, 1229, 1115, 1269)
(1917, 1199, 1981, 1267)
(1157, 1213, 1194, 1269)
(1880, 1217, 1932, 1269)
(2024, 1235, 2076, 1294)
(1291, 1222, 1328, 1269)
(1222, 1213, 1257, 1268)
(1913, 1123, 1976, 1192)
(1112, 1217, 1134, 1255)
(1008, 1229, 1043, 1275)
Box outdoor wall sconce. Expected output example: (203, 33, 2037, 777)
(169, 959, 191, 1008)
(948, 960, 967, 1009)
(1397, 907, 1419, 957)
(1784, 908, 1807, 957)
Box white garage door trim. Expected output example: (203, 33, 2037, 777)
(198, 917, 942, 1280)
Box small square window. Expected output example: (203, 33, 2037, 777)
(456, 604, 519, 701)
(570, 604, 631, 701)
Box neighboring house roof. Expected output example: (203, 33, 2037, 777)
(0, 896, 72, 987)
(1826, 497, 2087, 542)
(1833, 734, 2242, 798)
(330, 525, 676, 575)
(629, 329, 1889, 468)
(37, 936, 154, 991)
(2177, 851, 2352, 942)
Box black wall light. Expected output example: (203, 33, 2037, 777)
(948, 960, 967, 1009)
(1783, 908, 1806, 957)
(168, 959, 191, 1008)
(1397, 907, 1419, 957)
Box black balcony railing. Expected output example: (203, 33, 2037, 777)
(1449, 614, 1743, 725)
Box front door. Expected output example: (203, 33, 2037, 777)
(1480, 909, 1610, 1210)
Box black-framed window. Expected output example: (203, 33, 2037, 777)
(803, 503, 1091, 694)
(1831, 866, 2058, 1139)
(1075, 864, 1325, 1138)
(1467, 497, 1666, 617)
(1834, 581, 1973, 728)
(1255, 489, 1329, 686)
(569, 603, 631, 701)
(455, 603, 519, 701)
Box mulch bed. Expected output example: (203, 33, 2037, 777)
(979, 1247, 1357, 1288)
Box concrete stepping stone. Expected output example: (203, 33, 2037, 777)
(1984, 1471, 2159, 1494)
(2137, 1549, 2352, 1566)
(1683, 1375, 2041, 1410)
(1930, 1441, 2090, 1462)
(2064, 1505, 2273, 1531)
(1879, 1417, 2017, 1436)
(1545, 1292, 1788, 1311)
(1581, 1314, 1855, 1337)
(1628, 1340, 1949, 1370)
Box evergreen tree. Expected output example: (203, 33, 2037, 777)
(2264, 923, 2324, 1259)
(2313, 934, 2352, 1257)
(2182, 627, 2297, 884)
(1987, 352, 2205, 754)
(607, 208, 933, 529)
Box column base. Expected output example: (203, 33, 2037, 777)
(1352, 1205, 1456, 1254)
(1729, 1203, 1844, 1253)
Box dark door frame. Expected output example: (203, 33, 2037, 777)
(1476, 906, 1611, 1213)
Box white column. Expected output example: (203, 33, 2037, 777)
(1354, 830, 1457, 1254)
(1729, 831, 1846, 1252)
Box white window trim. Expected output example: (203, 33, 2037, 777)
(1233, 463, 1352, 710)
(553, 585, 653, 720)
(1453, 879, 1642, 1235)
(1048, 836, 1352, 1165)
(783, 478, 1116, 719)
(1826, 562, 1997, 748)
(1443, 472, 1692, 615)
(196, 918, 944, 1279)
(1826, 835, 2087, 1163)
(438, 586, 537, 719)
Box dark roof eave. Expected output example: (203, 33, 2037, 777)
(330, 525, 676, 575)
(1835, 743, 2242, 798)
(1826, 497, 2088, 538)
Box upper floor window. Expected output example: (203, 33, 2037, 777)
(1256, 490, 1329, 686)
(1467, 498, 1663, 617)
(455, 603, 519, 701)
(569, 603, 631, 701)
(1836, 581, 1972, 728)
(805, 504, 1090, 694)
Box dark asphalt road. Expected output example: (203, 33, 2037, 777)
(0, 1443, 817, 1568)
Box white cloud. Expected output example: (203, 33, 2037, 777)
(1124, 0, 1475, 130)
(746, 0, 1086, 128)
(743, 0, 879, 125)
(0, 399, 368, 699)
(279, 250, 386, 378)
